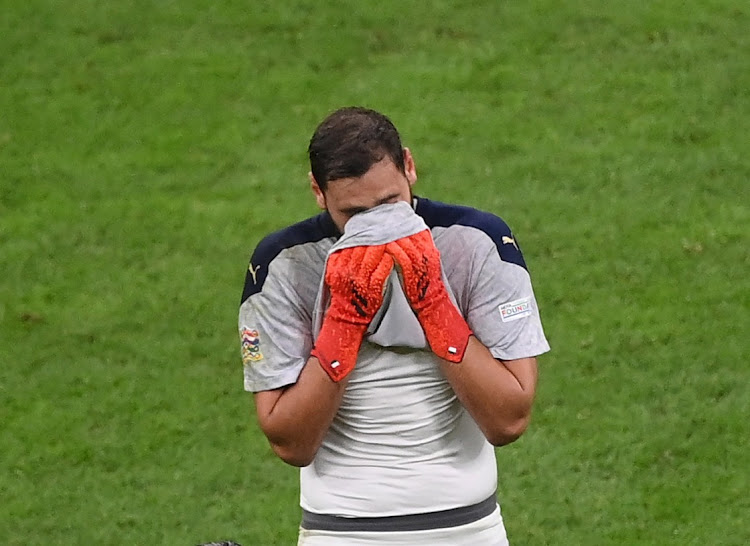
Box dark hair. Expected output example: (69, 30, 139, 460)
(308, 107, 405, 190)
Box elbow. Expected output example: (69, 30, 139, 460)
(269, 442, 318, 467)
(485, 414, 531, 447)
(257, 419, 321, 467)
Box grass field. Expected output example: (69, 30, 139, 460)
(1, 1, 749, 544)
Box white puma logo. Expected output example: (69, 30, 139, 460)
(501, 236, 518, 250)
(248, 264, 261, 284)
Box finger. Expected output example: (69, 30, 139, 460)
(412, 229, 435, 246)
(327, 246, 363, 283)
(407, 229, 436, 253)
(360, 244, 386, 276)
(327, 250, 343, 269)
(397, 235, 427, 265)
(415, 230, 442, 264)
(341, 245, 367, 266)
(370, 252, 394, 287)
(325, 251, 345, 286)
(385, 240, 412, 269)
(395, 239, 428, 281)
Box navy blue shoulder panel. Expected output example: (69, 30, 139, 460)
(415, 197, 527, 270)
(240, 212, 338, 304)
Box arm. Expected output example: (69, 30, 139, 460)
(251, 245, 394, 466)
(439, 338, 537, 446)
(386, 227, 547, 447)
(254, 356, 347, 467)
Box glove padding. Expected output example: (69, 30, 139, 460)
(312, 245, 394, 381)
(386, 230, 472, 362)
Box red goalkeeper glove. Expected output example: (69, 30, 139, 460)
(386, 230, 472, 362)
(311, 245, 394, 381)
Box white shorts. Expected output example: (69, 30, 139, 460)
(297, 505, 509, 546)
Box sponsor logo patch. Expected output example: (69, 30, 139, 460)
(499, 297, 531, 322)
(240, 327, 264, 363)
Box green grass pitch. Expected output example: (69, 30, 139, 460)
(1, 1, 748, 544)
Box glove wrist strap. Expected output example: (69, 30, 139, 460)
(312, 315, 368, 382)
(417, 295, 472, 363)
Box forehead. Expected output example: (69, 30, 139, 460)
(324, 159, 407, 206)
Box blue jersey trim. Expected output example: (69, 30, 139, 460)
(414, 197, 527, 271)
(240, 212, 338, 304)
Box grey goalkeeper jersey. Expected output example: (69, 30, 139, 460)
(238, 196, 550, 518)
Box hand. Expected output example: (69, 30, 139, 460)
(386, 230, 472, 362)
(311, 245, 394, 381)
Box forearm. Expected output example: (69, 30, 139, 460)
(439, 336, 538, 446)
(254, 357, 347, 466)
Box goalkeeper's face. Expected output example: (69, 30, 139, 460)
(310, 148, 418, 233)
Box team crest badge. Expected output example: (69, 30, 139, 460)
(240, 327, 264, 363)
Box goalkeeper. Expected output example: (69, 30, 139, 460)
(238, 107, 550, 546)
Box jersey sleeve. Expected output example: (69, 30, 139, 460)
(464, 228, 550, 361)
(238, 247, 315, 393)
